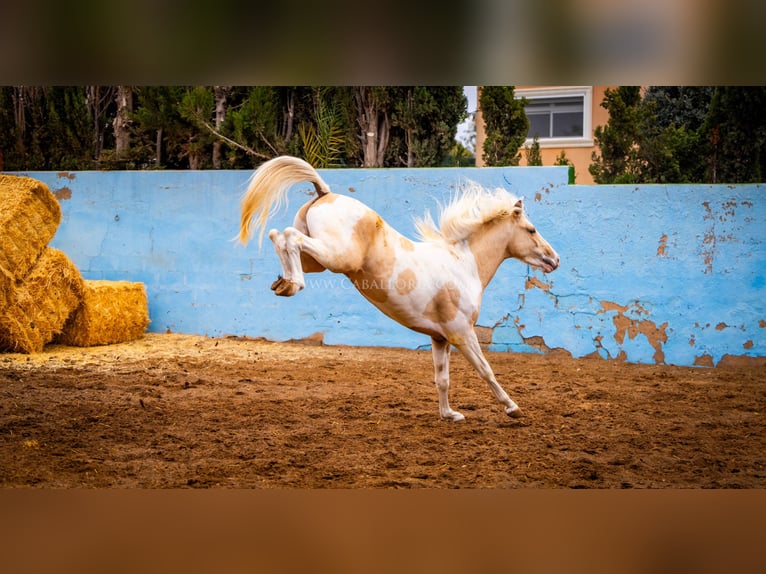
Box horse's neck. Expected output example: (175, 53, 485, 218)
(465, 222, 510, 289)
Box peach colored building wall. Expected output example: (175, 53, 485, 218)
(476, 86, 613, 184)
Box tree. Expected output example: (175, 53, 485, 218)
(42, 87, 93, 170)
(113, 86, 133, 163)
(9, 87, 42, 166)
(555, 150, 575, 183)
(589, 86, 643, 184)
(590, 86, 692, 184)
(388, 87, 418, 167)
(479, 86, 528, 166)
(524, 135, 542, 166)
(354, 86, 391, 167)
(442, 141, 475, 167)
(702, 86, 766, 183)
(642, 86, 712, 183)
(85, 86, 116, 163)
(212, 86, 230, 169)
(179, 86, 281, 167)
(297, 87, 346, 168)
(176, 86, 223, 169)
(132, 86, 189, 168)
(0, 86, 94, 170)
(644, 86, 713, 131)
(554, 150, 572, 166)
(387, 86, 466, 167)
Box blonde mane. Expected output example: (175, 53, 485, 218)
(414, 180, 519, 243)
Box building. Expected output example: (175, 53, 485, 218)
(475, 86, 613, 184)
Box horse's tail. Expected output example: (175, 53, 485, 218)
(239, 156, 331, 247)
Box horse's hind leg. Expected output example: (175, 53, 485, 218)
(268, 226, 351, 296)
(431, 338, 465, 422)
(268, 228, 305, 296)
(455, 332, 522, 418)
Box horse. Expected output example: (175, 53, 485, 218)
(239, 156, 560, 421)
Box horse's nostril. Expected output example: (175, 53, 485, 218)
(542, 255, 559, 270)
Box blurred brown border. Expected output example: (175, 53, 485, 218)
(2, 490, 764, 573)
(1, 1, 763, 85)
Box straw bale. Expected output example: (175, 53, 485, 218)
(56, 280, 150, 347)
(0, 175, 62, 313)
(0, 247, 84, 353)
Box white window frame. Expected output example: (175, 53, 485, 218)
(516, 86, 593, 148)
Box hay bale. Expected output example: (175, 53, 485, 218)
(56, 280, 150, 347)
(0, 175, 62, 313)
(0, 247, 84, 353)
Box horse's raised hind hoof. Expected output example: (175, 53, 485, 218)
(270, 276, 303, 297)
(505, 406, 523, 418)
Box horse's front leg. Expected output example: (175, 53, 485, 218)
(268, 228, 305, 297)
(431, 337, 465, 422)
(456, 331, 522, 418)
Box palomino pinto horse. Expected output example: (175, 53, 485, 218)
(239, 156, 560, 421)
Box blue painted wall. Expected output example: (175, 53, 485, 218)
(11, 168, 765, 366)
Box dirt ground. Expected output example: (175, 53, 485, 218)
(1, 333, 764, 488)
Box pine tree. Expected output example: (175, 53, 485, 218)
(387, 87, 466, 167)
(703, 87, 766, 183)
(524, 136, 542, 166)
(479, 86, 528, 166)
(589, 86, 643, 184)
(642, 86, 712, 183)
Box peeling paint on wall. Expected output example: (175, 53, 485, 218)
(525, 276, 552, 292)
(599, 300, 668, 364)
(656, 234, 668, 257)
(53, 186, 72, 200)
(699, 197, 754, 275)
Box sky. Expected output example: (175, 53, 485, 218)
(464, 85, 477, 113)
(456, 85, 477, 153)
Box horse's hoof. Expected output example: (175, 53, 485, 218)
(505, 406, 523, 418)
(270, 275, 284, 291)
(441, 411, 465, 422)
(272, 277, 303, 297)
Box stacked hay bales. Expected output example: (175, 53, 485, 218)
(0, 175, 150, 353)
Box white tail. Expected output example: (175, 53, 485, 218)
(239, 156, 331, 247)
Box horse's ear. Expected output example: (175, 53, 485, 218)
(513, 198, 523, 217)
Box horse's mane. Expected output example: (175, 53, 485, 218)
(414, 180, 519, 243)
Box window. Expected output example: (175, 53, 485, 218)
(516, 87, 593, 147)
(526, 97, 584, 138)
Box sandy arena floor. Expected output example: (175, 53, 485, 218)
(1, 333, 764, 488)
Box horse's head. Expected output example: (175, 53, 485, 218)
(506, 198, 559, 273)
(416, 183, 560, 278)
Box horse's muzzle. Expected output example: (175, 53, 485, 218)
(540, 255, 559, 273)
